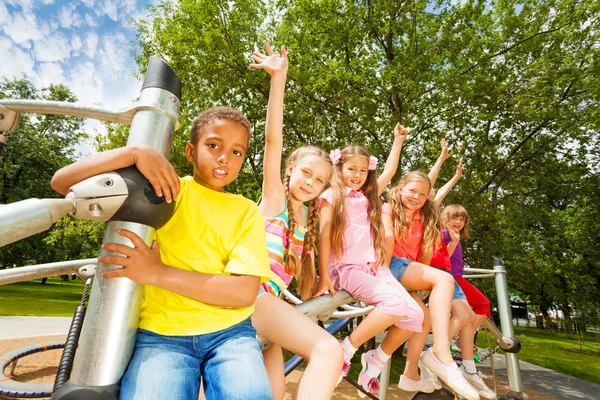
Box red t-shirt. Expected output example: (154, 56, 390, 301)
(382, 203, 423, 262)
(429, 234, 452, 272)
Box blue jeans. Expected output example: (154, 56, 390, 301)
(389, 256, 413, 283)
(120, 318, 273, 400)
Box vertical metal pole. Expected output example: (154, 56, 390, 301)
(66, 59, 180, 391)
(378, 357, 391, 400)
(493, 257, 525, 396)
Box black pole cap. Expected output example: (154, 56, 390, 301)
(141, 57, 182, 100)
(492, 256, 504, 267)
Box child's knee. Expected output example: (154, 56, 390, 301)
(311, 335, 343, 365)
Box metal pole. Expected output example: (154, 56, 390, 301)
(378, 357, 391, 400)
(493, 257, 526, 398)
(0, 258, 96, 285)
(60, 58, 180, 396)
(0, 198, 74, 247)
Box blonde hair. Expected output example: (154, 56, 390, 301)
(387, 171, 441, 260)
(328, 145, 387, 268)
(283, 146, 333, 299)
(441, 204, 471, 239)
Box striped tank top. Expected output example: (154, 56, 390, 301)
(264, 204, 307, 291)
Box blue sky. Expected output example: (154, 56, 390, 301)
(0, 0, 158, 151)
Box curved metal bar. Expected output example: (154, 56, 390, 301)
(463, 274, 495, 279)
(331, 307, 375, 318)
(0, 259, 98, 286)
(0, 340, 65, 398)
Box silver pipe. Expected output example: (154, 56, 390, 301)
(70, 85, 179, 387)
(293, 291, 355, 320)
(463, 274, 495, 279)
(0, 100, 132, 125)
(464, 268, 504, 274)
(493, 257, 524, 396)
(0, 258, 97, 285)
(0, 198, 74, 247)
(378, 357, 391, 400)
(331, 307, 375, 319)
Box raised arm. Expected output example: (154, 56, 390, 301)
(313, 201, 336, 298)
(433, 159, 462, 205)
(428, 138, 450, 188)
(377, 123, 409, 196)
(50, 144, 179, 203)
(250, 41, 289, 217)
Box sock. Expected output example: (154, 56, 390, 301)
(341, 337, 358, 361)
(365, 346, 390, 378)
(463, 359, 477, 374)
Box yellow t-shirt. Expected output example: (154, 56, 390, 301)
(138, 176, 271, 336)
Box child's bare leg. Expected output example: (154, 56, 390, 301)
(262, 343, 286, 400)
(398, 293, 430, 381)
(401, 263, 455, 364)
(457, 313, 485, 350)
(252, 294, 342, 400)
(449, 299, 473, 339)
(380, 326, 413, 355)
(348, 310, 402, 347)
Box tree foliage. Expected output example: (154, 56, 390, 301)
(127, 0, 599, 317)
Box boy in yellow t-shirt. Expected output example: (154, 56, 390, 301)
(51, 106, 273, 400)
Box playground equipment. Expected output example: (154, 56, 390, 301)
(0, 57, 526, 400)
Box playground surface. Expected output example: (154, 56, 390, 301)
(1, 317, 599, 400)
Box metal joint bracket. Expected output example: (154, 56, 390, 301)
(0, 104, 21, 134)
(67, 172, 128, 221)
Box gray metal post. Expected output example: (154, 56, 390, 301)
(493, 257, 526, 398)
(68, 59, 180, 390)
(378, 357, 391, 400)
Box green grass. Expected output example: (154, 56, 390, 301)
(0, 277, 86, 316)
(476, 326, 600, 384)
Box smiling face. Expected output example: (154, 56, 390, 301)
(447, 214, 466, 232)
(287, 155, 331, 202)
(399, 180, 430, 213)
(341, 155, 369, 191)
(185, 119, 249, 192)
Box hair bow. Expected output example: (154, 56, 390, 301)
(329, 149, 342, 165)
(368, 156, 378, 170)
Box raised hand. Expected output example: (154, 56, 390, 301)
(449, 228, 461, 243)
(249, 40, 288, 76)
(394, 123, 409, 142)
(440, 138, 450, 161)
(455, 158, 463, 179)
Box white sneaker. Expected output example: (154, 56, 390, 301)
(420, 348, 480, 400)
(398, 374, 435, 393)
(460, 366, 497, 399)
(419, 359, 442, 390)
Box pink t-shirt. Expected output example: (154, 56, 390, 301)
(382, 203, 422, 262)
(320, 187, 375, 266)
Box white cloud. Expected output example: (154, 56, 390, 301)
(0, 36, 35, 79)
(4, 0, 34, 13)
(68, 61, 104, 105)
(72, 33, 83, 53)
(0, 3, 9, 25)
(97, 32, 129, 79)
(34, 31, 71, 62)
(84, 13, 98, 27)
(41, 0, 56, 4)
(99, 0, 119, 21)
(79, 0, 95, 8)
(58, 4, 83, 29)
(2, 10, 45, 45)
(36, 62, 66, 87)
(84, 32, 98, 58)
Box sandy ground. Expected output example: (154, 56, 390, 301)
(0, 335, 554, 400)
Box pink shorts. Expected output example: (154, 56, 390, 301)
(331, 263, 423, 332)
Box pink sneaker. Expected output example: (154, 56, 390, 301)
(398, 374, 435, 393)
(356, 350, 383, 396)
(336, 340, 352, 385)
(420, 348, 480, 400)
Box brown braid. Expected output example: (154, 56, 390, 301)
(297, 199, 319, 298)
(282, 173, 303, 283)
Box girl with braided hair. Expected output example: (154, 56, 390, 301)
(249, 41, 342, 400)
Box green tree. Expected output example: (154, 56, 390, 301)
(133, 0, 600, 315)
